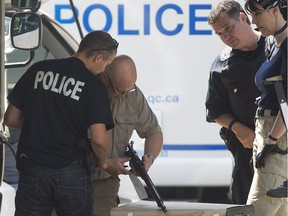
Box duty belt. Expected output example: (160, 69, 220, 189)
(256, 108, 278, 117)
(70, 156, 85, 168)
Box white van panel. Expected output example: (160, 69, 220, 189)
(0, 182, 16, 216)
(40, 0, 246, 187)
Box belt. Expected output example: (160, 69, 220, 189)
(71, 157, 84, 167)
(256, 108, 278, 117)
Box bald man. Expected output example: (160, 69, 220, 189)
(94, 55, 163, 216)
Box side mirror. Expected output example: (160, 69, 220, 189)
(5, 17, 15, 54)
(10, 12, 42, 50)
(11, 0, 40, 9)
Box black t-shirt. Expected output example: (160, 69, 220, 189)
(205, 36, 266, 129)
(8, 57, 114, 168)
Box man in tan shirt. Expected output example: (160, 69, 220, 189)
(94, 55, 163, 216)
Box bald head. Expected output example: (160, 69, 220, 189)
(105, 55, 137, 92)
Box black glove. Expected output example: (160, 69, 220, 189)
(255, 144, 276, 169)
(272, 144, 288, 155)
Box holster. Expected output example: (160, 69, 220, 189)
(16, 153, 33, 173)
(219, 127, 241, 155)
(78, 139, 97, 174)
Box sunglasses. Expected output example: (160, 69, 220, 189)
(105, 72, 135, 97)
(91, 39, 119, 52)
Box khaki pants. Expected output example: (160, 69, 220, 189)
(93, 176, 120, 216)
(247, 116, 288, 216)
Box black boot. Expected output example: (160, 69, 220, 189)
(266, 181, 287, 198)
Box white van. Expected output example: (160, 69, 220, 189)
(1, 1, 248, 212)
(40, 0, 237, 194)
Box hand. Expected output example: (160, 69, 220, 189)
(232, 123, 255, 148)
(129, 155, 154, 176)
(129, 163, 138, 176)
(255, 144, 276, 169)
(104, 157, 131, 176)
(272, 144, 287, 155)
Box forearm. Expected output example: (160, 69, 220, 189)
(267, 112, 287, 144)
(90, 124, 109, 169)
(215, 113, 255, 148)
(4, 104, 23, 129)
(215, 113, 235, 129)
(143, 131, 163, 160)
(91, 140, 108, 169)
(142, 131, 163, 171)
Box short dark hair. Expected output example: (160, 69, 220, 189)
(245, 0, 287, 20)
(77, 30, 119, 59)
(208, 0, 251, 25)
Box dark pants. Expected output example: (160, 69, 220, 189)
(220, 127, 253, 204)
(230, 142, 253, 204)
(15, 156, 92, 216)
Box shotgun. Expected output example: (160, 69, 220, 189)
(125, 141, 167, 213)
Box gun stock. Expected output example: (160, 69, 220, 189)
(125, 141, 167, 213)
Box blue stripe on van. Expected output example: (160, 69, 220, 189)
(162, 144, 227, 151)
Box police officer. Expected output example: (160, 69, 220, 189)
(205, 0, 266, 204)
(4, 30, 117, 216)
(244, 0, 287, 214)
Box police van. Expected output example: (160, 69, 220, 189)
(39, 0, 235, 189)
(1, 0, 248, 214)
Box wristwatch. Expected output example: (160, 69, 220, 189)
(142, 154, 154, 164)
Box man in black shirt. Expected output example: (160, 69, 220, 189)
(4, 30, 117, 216)
(205, 0, 266, 204)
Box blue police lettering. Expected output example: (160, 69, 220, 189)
(34, 71, 85, 101)
(147, 95, 179, 104)
(156, 4, 183, 36)
(144, 4, 150, 35)
(83, 4, 112, 32)
(55, 4, 78, 24)
(118, 5, 138, 35)
(189, 5, 212, 35)
(54, 3, 212, 36)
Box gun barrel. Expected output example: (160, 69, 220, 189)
(141, 174, 167, 212)
(126, 141, 167, 213)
